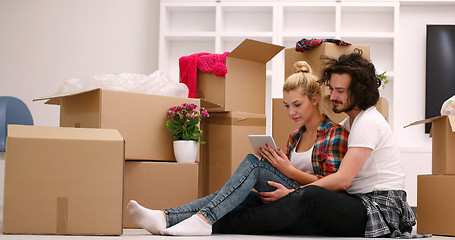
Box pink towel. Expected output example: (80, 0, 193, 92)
(179, 52, 230, 98)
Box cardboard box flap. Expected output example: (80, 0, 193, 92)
(404, 115, 455, 132)
(7, 124, 124, 141)
(33, 88, 101, 105)
(228, 39, 284, 64)
(200, 99, 223, 109)
(35, 88, 218, 110)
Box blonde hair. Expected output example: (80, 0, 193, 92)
(283, 61, 321, 101)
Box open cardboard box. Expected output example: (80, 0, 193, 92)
(197, 39, 284, 114)
(34, 89, 215, 161)
(3, 125, 124, 235)
(123, 161, 201, 228)
(405, 115, 455, 174)
(417, 174, 455, 236)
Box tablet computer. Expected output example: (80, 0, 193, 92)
(248, 135, 278, 156)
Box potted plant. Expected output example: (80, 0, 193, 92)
(166, 103, 209, 163)
(378, 71, 389, 93)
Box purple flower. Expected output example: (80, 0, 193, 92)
(166, 102, 210, 142)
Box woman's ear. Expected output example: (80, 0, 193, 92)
(312, 93, 319, 106)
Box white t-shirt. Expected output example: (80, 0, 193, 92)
(290, 144, 314, 174)
(340, 107, 405, 194)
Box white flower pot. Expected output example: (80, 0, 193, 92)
(173, 140, 198, 163)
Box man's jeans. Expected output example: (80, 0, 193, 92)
(213, 185, 367, 237)
(164, 154, 299, 226)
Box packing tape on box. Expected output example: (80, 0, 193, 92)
(57, 197, 69, 234)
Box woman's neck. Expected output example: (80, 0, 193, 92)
(303, 112, 324, 133)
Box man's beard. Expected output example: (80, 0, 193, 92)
(332, 100, 355, 113)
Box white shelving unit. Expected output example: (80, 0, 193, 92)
(159, 0, 399, 133)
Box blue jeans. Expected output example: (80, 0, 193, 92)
(164, 154, 299, 226)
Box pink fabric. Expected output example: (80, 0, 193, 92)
(198, 52, 229, 77)
(179, 52, 209, 98)
(179, 52, 230, 98)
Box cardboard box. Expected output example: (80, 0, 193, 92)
(417, 174, 455, 236)
(272, 97, 389, 151)
(123, 161, 201, 228)
(405, 115, 455, 174)
(284, 43, 370, 80)
(197, 39, 284, 114)
(3, 125, 124, 235)
(204, 111, 266, 194)
(34, 88, 203, 161)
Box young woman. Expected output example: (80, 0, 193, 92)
(126, 61, 349, 236)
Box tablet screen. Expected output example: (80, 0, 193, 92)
(248, 135, 277, 156)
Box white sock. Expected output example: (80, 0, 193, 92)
(161, 214, 212, 236)
(127, 200, 166, 235)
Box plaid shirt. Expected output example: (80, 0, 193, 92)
(356, 190, 431, 238)
(295, 38, 351, 52)
(285, 115, 349, 179)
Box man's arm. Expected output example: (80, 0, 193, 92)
(308, 147, 371, 191)
(257, 146, 371, 202)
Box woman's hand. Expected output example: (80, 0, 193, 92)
(259, 145, 296, 177)
(257, 181, 294, 203)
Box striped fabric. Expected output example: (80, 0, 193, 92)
(295, 38, 352, 52)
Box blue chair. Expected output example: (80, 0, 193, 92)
(0, 96, 34, 152)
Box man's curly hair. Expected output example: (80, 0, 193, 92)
(319, 49, 381, 111)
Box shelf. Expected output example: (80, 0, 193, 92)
(340, 33, 395, 41)
(340, 7, 395, 33)
(163, 33, 217, 40)
(221, 6, 274, 32)
(282, 6, 336, 33)
(400, 0, 455, 5)
(163, 6, 216, 32)
(160, 0, 398, 127)
(282, 33, 338, 40)
(163, 39, 216, 82)
(220, 32, 274, 38)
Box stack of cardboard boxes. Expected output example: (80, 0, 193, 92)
(2, 39, 284, 235)
(196, 39, 284, 194)
(35, 90, 205, 229)
(406, 116, 455, 236)
(3, 90, 206, 234)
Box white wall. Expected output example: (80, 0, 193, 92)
(396, 5, 455, 206)
(0, 0, 160, 207)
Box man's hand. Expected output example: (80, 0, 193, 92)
(257, 181, 294, 203)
